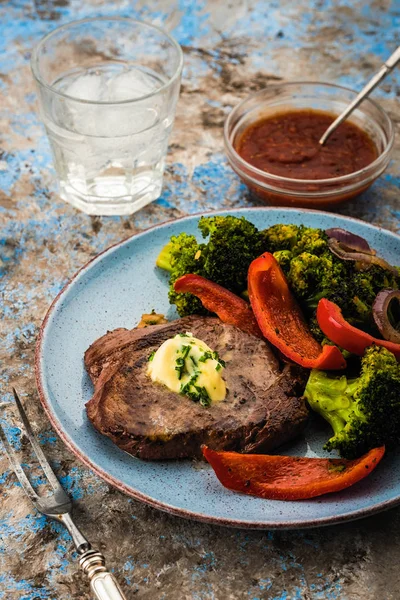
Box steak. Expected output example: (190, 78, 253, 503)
(85, 316, 309, 460)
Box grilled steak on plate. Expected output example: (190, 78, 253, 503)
(85, 316, 308, 460)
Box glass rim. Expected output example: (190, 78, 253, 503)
(224, 81, 395, 186)
(30, 16, 184, 106)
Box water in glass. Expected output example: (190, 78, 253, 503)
(43, 64, 172, 215)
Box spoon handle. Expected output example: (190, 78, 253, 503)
(319, 46, 400, 146)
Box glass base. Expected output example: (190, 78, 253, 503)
(60, 176, 163, 216)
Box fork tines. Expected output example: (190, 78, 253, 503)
(0, 388, 68, 507)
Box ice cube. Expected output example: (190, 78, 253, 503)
(52, 67, 163, 137)
(107, 68, 160, 102)
(94, 104, 159, 137)
(65, 72, 108, 102)
(56, 72, 108, 136)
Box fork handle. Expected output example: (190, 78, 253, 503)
(80, 550, 127, 600)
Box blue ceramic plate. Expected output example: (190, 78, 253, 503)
(36, 208, 400, 529)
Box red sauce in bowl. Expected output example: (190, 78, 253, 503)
(235, 109, 378, 180)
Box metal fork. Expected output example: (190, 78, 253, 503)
(0, 389, 127, 600)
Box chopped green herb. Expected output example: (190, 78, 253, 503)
(214, 352, 226, 368)
(175, 356, 186, 380)
(181, 344, 191, 359)
(200, 396, 211, 408)
(181, 379, 212, 406)
(182, 382, 212, 407)
(199, 349, 225, 369)
(148, 351, 155, 362)
(216, 363, 222, 372)
(196, 386, 212, 407)
(199, 351, 212, 363)
(190, 355, 197, 367)
(180, 372, 199, 395)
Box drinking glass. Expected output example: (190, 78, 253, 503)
(31, 17, 183, 216)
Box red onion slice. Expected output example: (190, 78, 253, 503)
(373, 290, 400, 343)
(325, 227, 373, 254)
(328, 238, 399, 275)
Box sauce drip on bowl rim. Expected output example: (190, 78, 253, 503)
(235, 109, 377, 180)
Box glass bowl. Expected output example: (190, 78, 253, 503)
(224, 82, 394, 209)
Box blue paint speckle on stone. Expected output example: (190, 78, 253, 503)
(59, 468, 86, 501)
(0, 574, 54, 600)
(37, 430, 58, 445)
(0, 422, 22, 450)
(172, 0, 211, 46)
(122, 558, 135, 585)
(0, 511, 47, 544)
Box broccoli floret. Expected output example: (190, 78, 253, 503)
(262, 224, 328, 256)
(198, 215, 263, 294)
(261, 224, 301, 253)
(287, 251, 350, 309)
(156, 241, 176, 272)
(272, 250, 292, 275)
(156, 232, 207, 316)
(304, 345, 400, 458)
(157, 216, 263, 316)
(157, 232, 203, 276)
(263, 225, 350, 311)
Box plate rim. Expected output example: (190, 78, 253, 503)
(35, 206, 400, 529)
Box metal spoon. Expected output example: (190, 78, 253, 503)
(319, 46, 400, 146)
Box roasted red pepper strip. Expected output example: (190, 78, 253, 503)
(248, 253, 346, 370)
(202, 445, 385, 500)
(174, 274, 263, 338)
(317, 298, 400, 360)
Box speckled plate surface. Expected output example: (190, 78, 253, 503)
(35, 207, 400, 529)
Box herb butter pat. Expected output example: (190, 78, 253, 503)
(147, 332, 226, 407)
